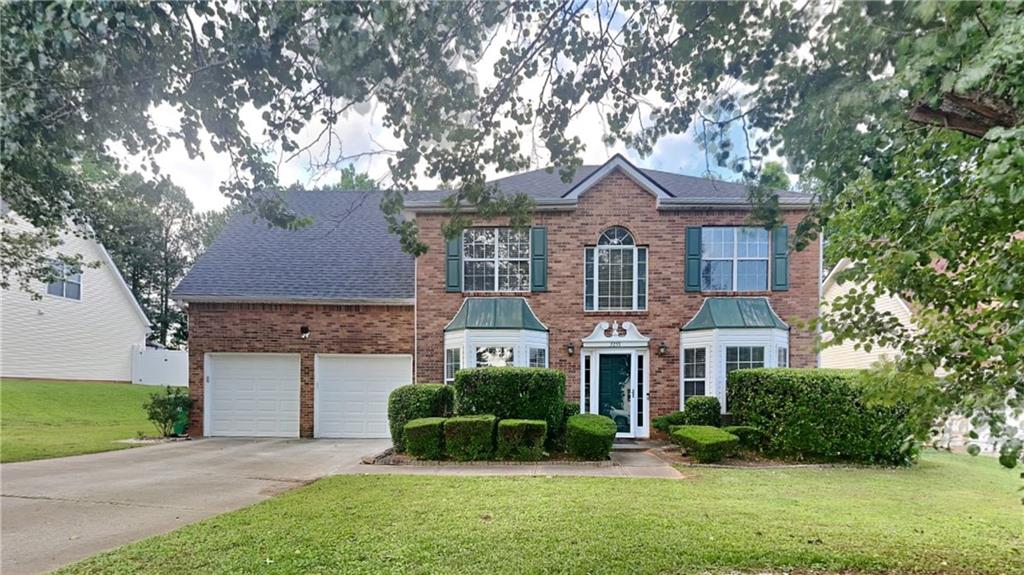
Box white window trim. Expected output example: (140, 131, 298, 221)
(528, 346, 548, 368)
(701, 227, 770, 292)
(778, 346, 789, 368)
(474, 345, 517, 368)
(585, 245, 648, 312)
(462, 228, 531, 293)
(444, 347, 462, 383)
(46, 260, 83, 301)
(682, 346, 709, 404)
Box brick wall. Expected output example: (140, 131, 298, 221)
(414, 170, 820, 420)
(187, 302, 414, 437)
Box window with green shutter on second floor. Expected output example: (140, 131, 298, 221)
(462, 228, 530, 292)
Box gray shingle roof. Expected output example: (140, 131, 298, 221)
(405, 162, 812, 207)
(173, 191, 414, 303)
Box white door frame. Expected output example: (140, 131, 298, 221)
(579, 321, 651, 439)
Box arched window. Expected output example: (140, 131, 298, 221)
(585, 227, 648, 311)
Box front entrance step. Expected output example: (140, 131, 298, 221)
(612, 439, 667, 451)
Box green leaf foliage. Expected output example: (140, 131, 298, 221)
(443, 415, 497, 461)
(728, 369, 923, 466)
(404, 417, 447, 460)
(495, 419, 547, 461)
(672, 425, 740, 464)
(453, 367, 566, 440)
(565, 414, 616, 460)
(721, 425, 766, 451)
(387, 384, 453, 452)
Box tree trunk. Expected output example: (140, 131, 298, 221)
(909, 91, 1020, 138)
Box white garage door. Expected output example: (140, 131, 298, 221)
(206, 354, 300, 437)
(315, 354, 413, 438)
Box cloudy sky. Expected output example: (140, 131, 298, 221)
(128, 8, 743, 214)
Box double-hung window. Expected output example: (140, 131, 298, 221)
(584, 227, 647, 311)
(701, 227, 769, 291)
(46, 260, 82, 300)
(528, 347, 547, 368)
(682, 347, 707, 403)
(444, 348, 462, 383)
(463, 228, 530, 292)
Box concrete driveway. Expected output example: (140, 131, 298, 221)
(0, 438, 388, 575)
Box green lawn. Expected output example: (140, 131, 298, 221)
(59, 452, 1022, 575)
(0, 379, 171, 463)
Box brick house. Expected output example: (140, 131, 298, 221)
(174, 155, 819, 439)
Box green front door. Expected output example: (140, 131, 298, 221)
(598, 354, 631, 434)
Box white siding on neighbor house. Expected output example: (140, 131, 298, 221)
(1, 216, 149, 382)
(819, 266, 913, 369)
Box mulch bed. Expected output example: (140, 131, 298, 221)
(365, 448, 614, 467)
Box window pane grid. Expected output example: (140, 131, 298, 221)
(46, 260, 82, 300)
(700, 227, 769, 291)
(725, 346, 765, 373)
(463, 228, 530, 292)
(589, 228, 645, 311)
(529, 347, 547, 368)
(444, 348, 461, 383)
(682, 347, 707, 403)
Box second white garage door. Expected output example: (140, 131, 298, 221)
(206, 354, 300, 437)
(315, 354, 413, 438)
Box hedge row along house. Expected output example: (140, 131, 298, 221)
(173, 155, 820, 439)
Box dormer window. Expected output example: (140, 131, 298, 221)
(584, 226, 648, 311)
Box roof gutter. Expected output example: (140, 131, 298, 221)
(174, 295, 416, 306)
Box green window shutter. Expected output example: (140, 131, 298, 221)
(685, 226, 702, 292)
(530, 226, 548, 292)
(445, 235, 462, 292)
(771, 225, 789, 291)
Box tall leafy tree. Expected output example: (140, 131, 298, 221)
(2, 1, 1021, 463)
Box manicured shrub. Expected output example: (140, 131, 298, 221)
(682, 396, 722, 427)
(728, 368, 919, 465)
(387, 384, 453, 452)
(565, 414, 617, 460)
(404, 418, 446, 459)
(444, 415, 497, 461)
(652, 396, 721, 433)
(722, 425, 765, 451)
(652, 410, 687, 433)
(496, 419, 548, 461)
(453, 368, 566, 438)
(549, 401, 580, 451)
(672, 425, 739, 463)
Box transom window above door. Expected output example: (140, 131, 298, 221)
(701, 227, 770, 291)
(462, 228, 531, 292)
(585, 226, 648, 311)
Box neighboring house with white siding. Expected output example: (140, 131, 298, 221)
(819, 257, 915, 368)
(820, 257, 1020, 452)
(1, 212, 150, 382)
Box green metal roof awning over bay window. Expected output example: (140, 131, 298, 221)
(444, 297, 548, 332)
(680, 297, 789, 332)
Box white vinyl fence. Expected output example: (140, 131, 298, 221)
(131, 344, 188, 387)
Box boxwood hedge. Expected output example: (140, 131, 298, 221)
(672, 425, 739, 463)
(565, 414, 617, 460)
(404, 417, 446, 459)
(496, 419, 547, 461)
(652, 396, 722, 432)
(721, 425, 765, 451)
(727, 368, 918, 465)
(387, 384, 453, 452)
(453, 367, 566, 437)
(444, 415, 497, 461)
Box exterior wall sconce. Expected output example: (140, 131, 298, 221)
(657, 341, 668, 356)
(566, 342, 575, 355)
(300, 325, 311, 340)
